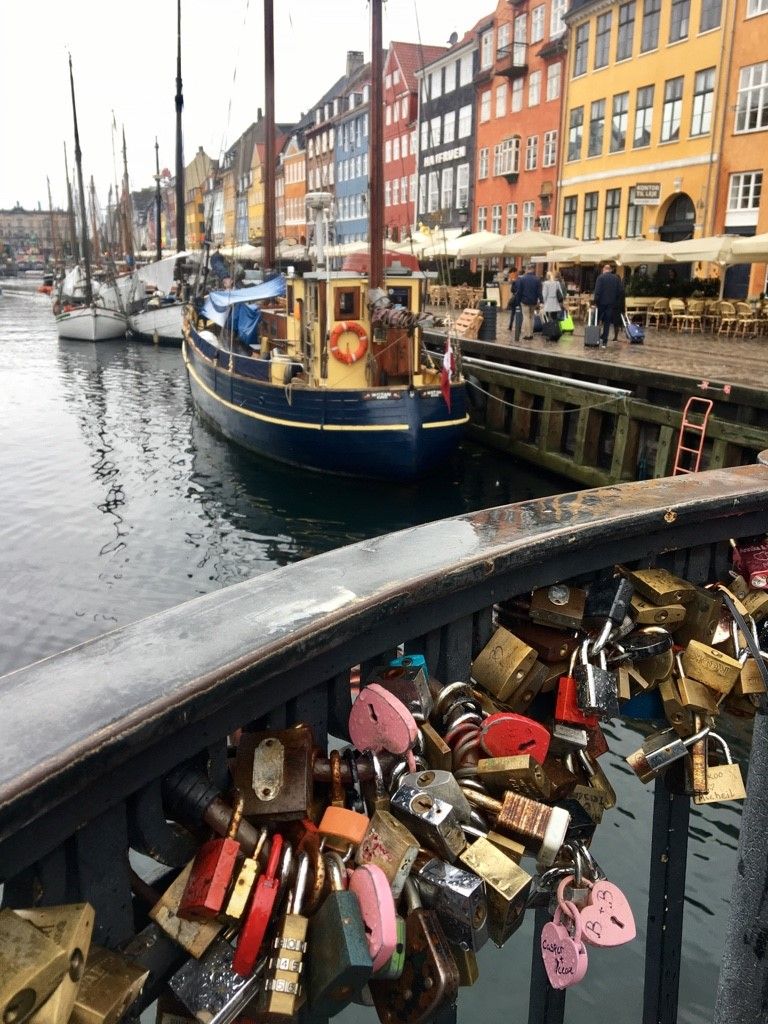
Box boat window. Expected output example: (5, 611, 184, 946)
(334, 287, 361, 320)
(387, 286, 412, 308)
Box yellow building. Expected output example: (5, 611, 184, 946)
(557, 0, 735, 249)
(184, 147, 216, 249)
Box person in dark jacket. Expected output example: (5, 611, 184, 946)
(507, 270, 523, 340)
(593, 263, 624, 347)
(517, 263, 543, 340)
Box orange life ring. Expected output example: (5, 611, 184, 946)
(329, 320, 368, 364)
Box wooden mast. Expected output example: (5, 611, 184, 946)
(89, 177, 102, 262)
(121, 129, 134, 260)
(155, 138, 163, 262)
(369, 0, 384, 290)
(263, 0, 276, 269)
(175, 0, 185, 251)
(63, 142, 79, 261)
(68, 54, 92, 305)
(46, 177, 59, 266)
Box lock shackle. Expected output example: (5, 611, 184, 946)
(707, 731, 734, 765)
(434, 682, 476, 720)
(460, 823, 486, 841)
(458, 777, 491, 797)
(329, 749, 344, 805)
(568, 647, 580, 676)
(279, 840, 295, 894)
(403, 875, 422, 913)
(226, 793, 244, 839)
(290, 850, 310, 914)
(562, 842, 584, 887)
(683, 725, 712, 750)
(579, 844, 607, 882)
(324, 851, 348, 892)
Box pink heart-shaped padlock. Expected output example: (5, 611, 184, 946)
(479, 712, 551, 763)
(349, 684, 418, 761)
(579, 880, 636, 947)
(540, 901, 588, 989)
(348, 862, 398, 972)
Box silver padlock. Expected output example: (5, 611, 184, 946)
(413, 856, 489, 952)
(574, 639, 620, 720)
(390, 784, 466, 862)
(400, 769, 474, 825)
(371, 657, 434, 722)
(626, 724, 711, 783)
(169, 935, 265, 1024)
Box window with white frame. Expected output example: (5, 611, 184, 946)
(430, 116, 441, 147)
(393, 102, 399, 123)
(496, 83, 508, 118)
(669, 0, 690, 42)
(393, 137, 400, 161)
(547, 62, 561, 102)
(626, 186, 643, 236)
(529, 71, 541, 107)
(563, 196, 578, 236)
(491, 204, 502, 233)
(386, 105, 391, 126)
(531, 5, 545, 42)
(747, 0, 768, 13)
(445, 61, 457, 93)
(506, 202, 518, 234)
(477, 206, 487, 231)
(385, 140, 392, 163)
(735, 62, 768, 133)
(410, 175, 416, 203)
(691, 68, 715, 136)
(525, 135, 539, 170)
(523, 201, 535, 230)
(392, 178, 400, 206)
(419, 175, 427, 213)
(443, 112, 455, 144)
(393, 69, 400, 84)
(633, 84, 654, 147)
(551, 0, 567, 36)
(421, 121, 429, 150)
(583, 191, 598, 239)
(402, 176, 408, 204)
(401, 97, 408, 119)
(543, 129, 557, 166)
(604, 188, 621, 238)
(456, 163, 469, 207)
(595, 12, 611, 68)
(385, 73, 392, 89)
(402, 134, 409, 157)
(385, 181, 391, 206)
(699, 0, 721, 31)
(458, 104, 472, 137)
(611, 92, 629, 151)
(428, 172, 439, 212)
(497, 22, 510, 53)
(514, 14, 527, 62)
(308, 139, 314, 158)
(364, 114, 369, 137)
(728, 171, 763, 210)
(494, 137, 520, 175)
(329, 163, 334, 185)
(481, 30, 494, 69)
(363, 154, 368, 175)
(431, 69, 442, 99)
(411, 130, 417, 153)
(460, 53, 473, 85)
(660, 76, 683, 141)
(512, 78, 524, 112)
(442, 167, 454, 210)
(574, 23, 589, 77)
(481, 91, 492, 122)
(479, 147, 489, 178)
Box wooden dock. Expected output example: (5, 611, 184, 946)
(425, 317, 768, 487)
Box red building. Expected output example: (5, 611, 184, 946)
(383, 41, 445, 240)
(473, 0, 567, 245)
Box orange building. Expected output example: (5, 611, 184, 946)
(473, 0, 568, 244)
(281, 130, 308, 244)
(713, 0, 768, 298)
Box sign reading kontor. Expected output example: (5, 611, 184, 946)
(635, 183, 661, 206)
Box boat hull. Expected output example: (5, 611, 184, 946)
(183, 325, 468, 481)
(56, 307, 127, 341)
(129, 303, 184, 345)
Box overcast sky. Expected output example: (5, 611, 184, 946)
(0, 0, 493, 212)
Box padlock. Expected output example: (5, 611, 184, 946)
(232, 725, 314, 821)
(459, 835, 532, 946)
(476, 755, 553, 801)
(232, 833, 284, 977)
(400, 769, 474, 824)
(658, 678, 696, 736)
(573, 641, 619, 721)
(734, 656, 768, 697)
(542, 753, 582, 798)
(370, 915, 407, 981)
(540, 900, 589, 989)
(69, 946, 149, 1024)
(448, 943, 479, 986)
(169, 934, 264, 1023)
(459, 786, 570, 866)
(681, 640, 741, 695)
(317, 750, 370, 855)
(258, 851, 312, 1020)
(348, 863, 399, 972)
(178, 795, 244, 920)
(625, 723, 711, 783)
(348, 683, 419, 770)
(470, 627, 538, 702)
(573, 748, 616, 813)
(554, 652, 600, 730)
(0, 909, 69, 1024)
(508, 619, 581, 665)
(369, 878, 459, 1024)
(731, 534, 768, 589)
(625, 567, 695, 606)
(355, 809, 419, 898)
(500, 660, 551, 714)
(221, 830, 268, 923)
(629, 594, 687, 627)
(672, 586, 724, 646)
(673, 652, 720, 714)
(484, 830, 526, 863)
(478, 712, 551, 763)
(150, 861, 225, 958)
(412, 854, 489, 953)
(741, 588, 768, 623)
(693, 732, 747, 804)
(529, 584, 586, 631)
(389, 784, 467, 863)
(419, 721, 453, 771)
(366, 656, 433, 723)
(308, 852, 372, 1017)
(14, 903, 94, 1024)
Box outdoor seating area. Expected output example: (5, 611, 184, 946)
(428, 284, 485, 309)
(622, 296, 768, 336)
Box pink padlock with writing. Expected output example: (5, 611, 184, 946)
(349, 684, 418, 770)
(540, 899, 589, 989)
(348, 862, 398, 972)
(556, 874, 636, 948)
(479, 711, 551, 763)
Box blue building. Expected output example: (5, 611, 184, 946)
(334, 77, 371, 244)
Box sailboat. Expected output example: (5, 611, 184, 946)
(182, 0, 467, 481)
(56, 56, 127, 342)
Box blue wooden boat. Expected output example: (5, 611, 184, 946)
(182, 268, 468, 481)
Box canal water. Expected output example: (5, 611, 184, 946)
(0, 286, 749, 1022)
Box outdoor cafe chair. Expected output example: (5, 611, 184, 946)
(668, 298, 686, 332)
(645, 298, 669, 330)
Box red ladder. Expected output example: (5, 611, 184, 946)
(672, 397, 714, 475)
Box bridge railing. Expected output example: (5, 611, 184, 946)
(2, 458, 768, 1022)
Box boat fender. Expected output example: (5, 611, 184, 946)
(53, 300, 62, 315)
(329, 321, 368, 364)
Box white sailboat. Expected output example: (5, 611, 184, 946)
(128, 254, 188, 344)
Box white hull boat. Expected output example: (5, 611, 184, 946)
(129, 302, 184, 344)
(56, 306, 128, 341)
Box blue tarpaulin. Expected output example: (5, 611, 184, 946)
(230, 303, 262, 346)
(201, 276, 286, 327)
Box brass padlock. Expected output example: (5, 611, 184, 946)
(459, 836, 531, 946)
(419, 722, 452, 772)
(742, 589, 768, 623)
(14, 904, 94, 1024)
(734, 656, 768, 696)
(529, 584, 586, 631)
(355, 810, 420, 898)
(149, 862, 224, 958)
(693, 733, 747, 805)
(681, 640, 741, 695)
(476, 755, 553, 801)
(69, 946, 149, 1024)
(630, 594, 687, 627)
(0, 909, 69, 1024)
(625, 568, 695, 607)
(470, 627, 537, 702)
(232, 725, 314, 820)
(448, 943, 479, 986)
(674, 654, 721, 715)
(485, 830, 525, 863)
(500, 661, 550, 714)
(672, 586, 724, 646)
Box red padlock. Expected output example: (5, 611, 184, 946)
(555, 674, 600, 731)
(178, 795, 244, 920)
(732, 536, 768, 589)
(479, 712, 551, 764)
(233, 833, 284, 977)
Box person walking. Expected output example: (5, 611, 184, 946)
(506, 268, 523, 341)
(542, 271, 564, 321)
(593, 262, 624, 348)
(517, 263, 543, 340)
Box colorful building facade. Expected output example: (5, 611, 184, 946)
(335, 78, 372, 243)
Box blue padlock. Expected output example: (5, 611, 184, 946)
(621, 688, 666, 721)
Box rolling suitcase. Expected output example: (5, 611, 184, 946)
(584, 307, 601, 347)
(541, 313, 562, 342)
(622, 313, 645, 344)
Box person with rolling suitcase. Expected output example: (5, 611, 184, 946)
(593, 262, 624, 348)
(621, 313, 645, 343)
(584, 306, 601, 347)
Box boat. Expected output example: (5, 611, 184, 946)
(56, 56, 127, 342)
(182, 2, 467, 481)
(128, 254, 187, 344)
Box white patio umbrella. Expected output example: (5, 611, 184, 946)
(666, 235, 742, 264)
(422, 230, 504, 258)
(497, 228, 575, 257)
(544, 239, 623, 264)
(616, 238, 676, 265)
(730, 233, 768, 261)
(395, 227, 463, 256)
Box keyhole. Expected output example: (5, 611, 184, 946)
(518, 739, 536, 751)
(367, 703, 379, 723)
(610, 916, 625, 929)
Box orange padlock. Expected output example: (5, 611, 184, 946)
(318, 750, 370, 855)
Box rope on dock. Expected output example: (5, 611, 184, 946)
(465, 377, 631, 417)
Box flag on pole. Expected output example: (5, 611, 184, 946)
(440, 336, 454, 412)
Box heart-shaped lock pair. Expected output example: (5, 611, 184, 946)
(349, 684, 418, 771)
(556, 875, 636, 947)
(479, 712, 551, 764)
(540, 899, 588, 989)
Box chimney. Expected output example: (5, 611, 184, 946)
(258, 107, 263, 121)
(346, 50, 364, 77)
